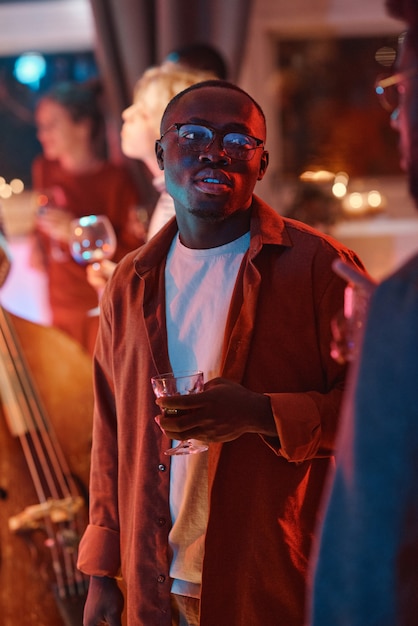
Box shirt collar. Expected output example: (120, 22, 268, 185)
(133, 194, 292, 276)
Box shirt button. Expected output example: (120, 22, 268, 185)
(157, 517, 166, 526)
(157, 574, 166, 583)
(158, 463, 167, 472)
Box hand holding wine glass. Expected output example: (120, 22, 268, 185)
(85, 259, 117, 292)
(151, 370, 208, 456)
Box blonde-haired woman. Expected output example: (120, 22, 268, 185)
(88, 65, 215, 290)
(121, 65, 215, 238)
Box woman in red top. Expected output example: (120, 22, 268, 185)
(32, 80, 145, 355)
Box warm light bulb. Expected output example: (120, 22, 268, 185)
(348, 193, 364, 210)
(10, 178, 24, 194)
(368, 190, 382, 208)
(0, 184, 12, 199)
(332, 182, 347, 198)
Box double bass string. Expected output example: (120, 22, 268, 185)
(0, 306, 86, 598)
(0, 308, 76, 495)
(0, 305, 87, 598)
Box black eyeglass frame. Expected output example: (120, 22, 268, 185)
(158, 122, 265, 161)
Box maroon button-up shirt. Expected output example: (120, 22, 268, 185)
(78, 195, 364, 625)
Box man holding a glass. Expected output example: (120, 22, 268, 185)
(77, 80, 364, 626)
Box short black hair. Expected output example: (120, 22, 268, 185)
(386, 0, 418, 57)
(385, 0, 418, 55)
(164, 44, 228, 80)
(386, 0, 418, 26)
(160, 80, 266, 135)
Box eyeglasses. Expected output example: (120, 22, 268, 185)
(158, 123, 264, 161)
(375, 68, 418, 113)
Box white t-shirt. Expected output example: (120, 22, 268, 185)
(165, 231, 250, 597)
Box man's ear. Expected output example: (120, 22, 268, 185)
(257, 150, 269, 181)
(155, 140, 164, 170)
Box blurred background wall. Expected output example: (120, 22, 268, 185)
(0, 0, 416, 285)
(0, 0, 405, 188)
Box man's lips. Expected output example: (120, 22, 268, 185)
(194, 171, 232, 194)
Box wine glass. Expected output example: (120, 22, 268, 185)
(330, 259, 375, 363)
(151, 370, 208, 456)
(69, 215, 117, 315)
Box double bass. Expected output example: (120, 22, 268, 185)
(0, 253, 94, 626)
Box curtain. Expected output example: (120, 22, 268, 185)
(89, 0, 253, 184)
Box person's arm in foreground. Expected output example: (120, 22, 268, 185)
(311, 263, 418, 625)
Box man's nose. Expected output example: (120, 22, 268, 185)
(198, 137, 231, 165)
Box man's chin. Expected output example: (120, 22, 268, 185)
(189, 207, 227, 222)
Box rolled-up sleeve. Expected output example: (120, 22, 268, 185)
(265, 391, 322, 461)
(77, 524, 121, 577)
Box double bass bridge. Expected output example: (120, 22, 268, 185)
(9, 495, 84, 533)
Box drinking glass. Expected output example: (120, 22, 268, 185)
(69, 215, 117, 265)
(151, 370, 208, 456)
(330, 259, 375, 363)
(69, 215, 117, 315)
